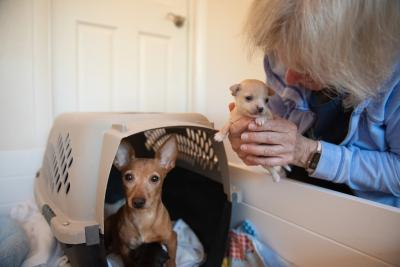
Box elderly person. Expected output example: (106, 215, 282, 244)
(229, 0, 400, 207)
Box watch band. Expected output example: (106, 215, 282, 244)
(306, 141, 322, 173)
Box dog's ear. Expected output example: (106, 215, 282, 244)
(156, 135, 178, 172)
(267, 86, 275, 96)
(229, 83, 241, 96)
(114, 140, 135, 171)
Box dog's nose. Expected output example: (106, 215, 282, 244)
(132, 198, 146, 209)
(257, 106, 264, 113)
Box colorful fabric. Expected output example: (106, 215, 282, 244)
(223, 220, 291, 267)
(227, 231, 255, 261)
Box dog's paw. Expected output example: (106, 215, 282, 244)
(264, 166, 281, 183)
(214, 132, 227, 142)
(283, 164, 291, 172)
(255, 117, 266, 126)
(270, 170, 281, 183)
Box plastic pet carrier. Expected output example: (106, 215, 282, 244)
(34, 112, 232, 267)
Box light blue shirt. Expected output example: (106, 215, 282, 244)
(264, 56, 400, 207)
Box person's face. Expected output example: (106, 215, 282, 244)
(276, 53, 324, 91)
(285, 68, 324, 91)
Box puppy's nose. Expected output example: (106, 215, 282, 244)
(132, 198, 146, 209)
(257, 106, 264, 113)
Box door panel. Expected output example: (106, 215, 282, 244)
(52, 0, 188, 115)
(138, 33, 170, 112)
(77, 22, 115, 111)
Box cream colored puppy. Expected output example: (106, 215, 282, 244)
(214, 79, 289, 182)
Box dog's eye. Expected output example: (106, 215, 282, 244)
(265, 98, 269, 103)
(150, 175, 160, 183)
(245, 95, 253, 102)
(124, 173, 134, 182)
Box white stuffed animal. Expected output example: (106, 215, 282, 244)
(10, 200, 56, 267)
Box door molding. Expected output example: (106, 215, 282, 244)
(187, 0, 207, 114)
(32, 0, 53, 147)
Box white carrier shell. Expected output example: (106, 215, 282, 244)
(34, 112, 230, 245)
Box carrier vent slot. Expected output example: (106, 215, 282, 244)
(64, 172, 69, 184)
(57, 181, 62, 193)
(42, 133, 74, 196)
(66, 182, 71, 194)
(144, 127, 219, 171)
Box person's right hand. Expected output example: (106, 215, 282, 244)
(227, 102, 253, 164)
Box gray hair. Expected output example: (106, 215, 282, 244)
(244, 0, 400, 106)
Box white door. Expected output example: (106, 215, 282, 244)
(52, 0, 188, 114)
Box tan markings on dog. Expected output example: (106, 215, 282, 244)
(214, 79, 288, 182)
(105, 136, 178, 267)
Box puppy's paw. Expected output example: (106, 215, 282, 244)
(271, 167, 282, 183)
(214, 132, 227, 142)
(283, 164, 291, 172)
(255, 117, 266, 126)
(264, 166, 281, 182)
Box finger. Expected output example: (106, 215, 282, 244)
(245, 155, 288, 167)
(242, 158, 258, 166)
(229, 117, 252, 137)
(241, 131, 292, 145)
(249, 118, 297, 133)
(229, 137, 253, 160)
(228, 102, 235, 111)
(229, 140, 251, 161)
(240, 143, 291, 157)
(229, 137, 242, 152)
(272, 113, 282, 120)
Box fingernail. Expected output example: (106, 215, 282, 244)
(249, 123, 256, 130)
(241, 133, 248, 140)
(241, 144, 247, 151)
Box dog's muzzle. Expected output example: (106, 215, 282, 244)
(132, 198, 146, 209)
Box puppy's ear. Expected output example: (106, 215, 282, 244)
(267, 86, 275, 96)
(114, 140, 135, 171)
(229, 83, 241, 96)
(156, 135, 178, 172)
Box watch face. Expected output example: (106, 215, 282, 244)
(309, 152, 321, 170)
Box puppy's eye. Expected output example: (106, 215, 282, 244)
(124, 173, 134, 182)
(265, 98, 269, 103)
(150, 175, 160, 183)
(245, 95, 253, 102)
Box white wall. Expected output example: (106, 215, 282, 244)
(0, 0, 262, 213)
(0, 0, 52, 214)
(201, 0, 265, 165)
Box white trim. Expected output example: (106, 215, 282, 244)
(0, 176, 35, 206)
(233, 202, 393, 267)
(229, 164, 400, 266)
(187, 0, 207, 114)
(0, 149, 44, 178)
(32, 0, 53, 147)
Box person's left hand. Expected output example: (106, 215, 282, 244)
(229, 115, 317, 168)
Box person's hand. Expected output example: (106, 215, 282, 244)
(229, 112, 318, 168)
(228, 115, 253, 163)
(227, 102, 252, 162)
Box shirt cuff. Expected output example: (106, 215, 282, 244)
(309, 141, 342, 181)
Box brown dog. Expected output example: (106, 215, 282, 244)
(105, 136, 178, 267)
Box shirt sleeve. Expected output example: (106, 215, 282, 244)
(311, 92, 400, 197)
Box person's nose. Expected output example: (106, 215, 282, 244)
(285, 69, 323, 91)
(285, 69, 304, 87)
